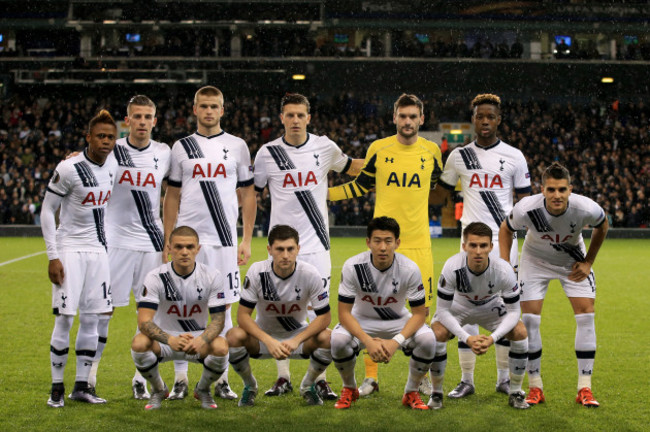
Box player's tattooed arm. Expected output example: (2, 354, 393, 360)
(140, 319, 170, 345)
(201, 311, 225, 345)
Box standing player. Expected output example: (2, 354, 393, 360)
(499, 162, 608, 407)
(163, 85, 256, 400)
(429, 93, 531, 398)
(226, 225, 333, 407)
(329, 94, 443, 396)
(331, 217, 436, 410)
(253, 92, 362, 399)
(429, 222, 529, 410)
(41, 110, 117, 407)
(131, 226, 229, 410)
(86, 95, 171, 400)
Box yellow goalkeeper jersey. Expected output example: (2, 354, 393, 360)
(329, 135, 443, 249)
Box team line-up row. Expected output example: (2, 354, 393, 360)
(41, 89, 606, 411)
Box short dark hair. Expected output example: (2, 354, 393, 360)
(194, 86, 224, 105)
(471, 93, 501, 113)
(367, 216, 400, 239)
(88, 109, 116, 134)
(268, 224, 299, 246)
(542, 162, 571, 185)
(127, 95, 156, 115)
(280, 93, 310, 113)
(169, 225, 199, 243)
(393, 93, 424, 116)
(463, 222, 492, 241)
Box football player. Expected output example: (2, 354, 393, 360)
(253, 92, 361, 399)
(429, 93, 531, 399)
(499, 162, 608, 407)
(131, 226, 229, 410)
(226, 225, 333, 407)
(42, 110, 118, 407)
(331, 217, 436, 410)
(163, 85, 256, 400)
(430, 222, 529, 410)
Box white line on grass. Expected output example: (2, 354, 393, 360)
(0, 250, 46, 267)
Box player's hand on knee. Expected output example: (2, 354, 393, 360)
(48, 259, 65, 285)
(569, 261, 591, 282)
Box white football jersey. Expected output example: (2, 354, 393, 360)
(505, 193, 606, 267)
(254, 134, 351, 254)
(139, 262, 225, 334)
(437, 251, 520, 306)
(240, 259, 330, 335)
(439, 140, 530, 239)
(45, 150, 117, 254)
(168, 131, 254, 246)
(338, 251, 425, 332)
(106, 138, 171, 252)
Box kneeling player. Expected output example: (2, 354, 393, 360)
(331, 217, 436, 410)
(226, 225, 333, 407)
(131, 226, 229, 410)
(430, 222, 529, 410)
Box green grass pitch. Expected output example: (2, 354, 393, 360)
(0, 236, 648, 432)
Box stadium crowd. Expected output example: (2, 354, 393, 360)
(0, 92, 648, 228)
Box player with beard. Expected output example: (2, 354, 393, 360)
(329, 94, 443, 396)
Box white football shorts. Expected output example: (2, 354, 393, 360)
(518, 254, 596, 301)
(197, 244, 239, 304)
(52, 250, 112, 315)
(109, 247, 162, 307)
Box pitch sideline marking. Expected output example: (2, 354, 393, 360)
(0, 250, 46, 267)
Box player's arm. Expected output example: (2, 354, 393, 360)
(499, 219, 516, 263)
(344, 158, 365, 177)
(328, 153, 377, 201)
(237, 302, 291, 359)
(162, 185, 181, 263)
(569, 217, 609, 282)
(237, 184, 256, 266)
(434, 289, 473, 347)
(137, 305, 187, 351)
(283, 309, 331, 352)
(514, 190, 530, 202)
(429, 182, 453, 205)
(338, 300, 386, 363)
(41, 191, 64, 284)
(486, 295, 521, 349)
(382, 303, 426, 362)
(185, 309, 226, 355)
